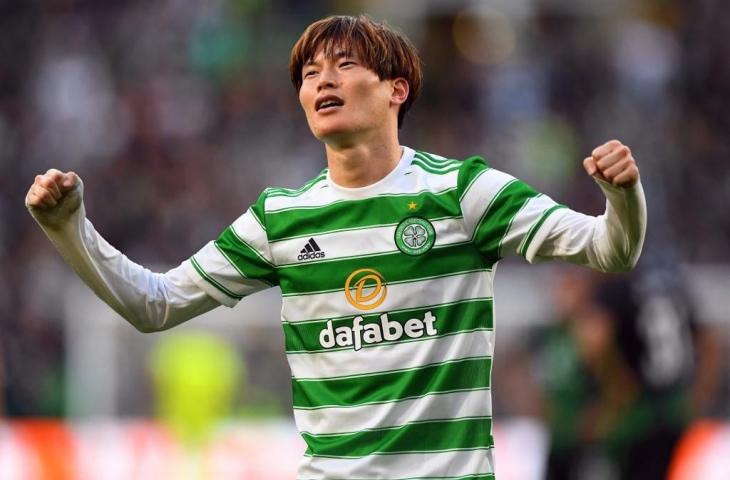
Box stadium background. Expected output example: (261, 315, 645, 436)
(0, 0, 728, 478)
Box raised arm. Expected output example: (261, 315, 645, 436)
(530, 140, 647, 271)
(25, 169, 219, 332)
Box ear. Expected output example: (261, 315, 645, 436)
(390, 78, 409, 106)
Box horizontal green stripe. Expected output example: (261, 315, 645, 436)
(304, 446, 494, 459)
(266, 189, 461, 241)
(217, 227, 279, 286)
(294, 387, 491, 413)
(279, 244, 486, 296)
(473, 179, 539, 263)
(292, 356, 492, 409)
(302, 417, 493, 458)
(272, 213, 460, 245)
(284, 298, 493, 353)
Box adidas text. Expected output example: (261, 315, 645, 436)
(298, 238, 325, 261)
(298, 251, 326, 260)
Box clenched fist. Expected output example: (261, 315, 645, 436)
(26, 169, 78, 209)
(583, 140, 639, 188)
(26, 169, 83, 229)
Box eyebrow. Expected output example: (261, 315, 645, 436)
(304, 50, 353, 66)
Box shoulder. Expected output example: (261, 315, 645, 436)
(410, 150, 463, 175)
(411, 149, 490, 178)
(406, 149, 482, 189)
(410, 149, 499, 198)
(450, 154, 535, 203)
(263, 168, 329, 199)
(255, 169, 329, 213)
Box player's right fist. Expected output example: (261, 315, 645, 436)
(26, 169, 83, 229)
(26, 169, 78, 210)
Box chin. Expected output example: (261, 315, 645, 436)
(312, 121, 357, 144)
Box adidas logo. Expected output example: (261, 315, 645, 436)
(298, 238, 326, 261)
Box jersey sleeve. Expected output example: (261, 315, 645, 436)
(531, 179, 646, 271)
(457, 156, 567, 264)
(185, 191, 278, 307)
(27, 178, 220, 332)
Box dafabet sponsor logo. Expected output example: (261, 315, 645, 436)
(319, 268, 438, 351)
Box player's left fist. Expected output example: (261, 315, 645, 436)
(582, 139, 639, 188)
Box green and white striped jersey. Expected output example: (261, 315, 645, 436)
(187, 146, 567, 479)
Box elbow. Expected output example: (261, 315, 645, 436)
(617, 238, 644, 272)
(623, 254, 641, 272)
(603, 261, 636, 274)
(132, 323, 159, 334)
(122, 311, 166, 334)
(601, 250, 641, 273)
(118, 290, 173, 333)
(592, 228, 644, 273)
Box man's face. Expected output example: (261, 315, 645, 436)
(298, 47, 399, 147)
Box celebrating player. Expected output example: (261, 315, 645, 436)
(26, 15, 645, 479)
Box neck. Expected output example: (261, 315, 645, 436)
(325, 134, 402, 188)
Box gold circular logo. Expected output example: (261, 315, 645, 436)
(344, 268, 387, 310)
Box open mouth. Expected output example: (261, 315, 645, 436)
(315, 95, 344, 112)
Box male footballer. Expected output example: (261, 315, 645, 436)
(26, 15, 645, 479)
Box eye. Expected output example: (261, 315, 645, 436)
(339, 60, 356, 68)
(303, 69, 318, 79)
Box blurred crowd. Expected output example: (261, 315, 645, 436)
(494, 266, 725, 479)
(0, 1, 728, 473)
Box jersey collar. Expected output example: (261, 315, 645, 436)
(326, 146, 415, 200)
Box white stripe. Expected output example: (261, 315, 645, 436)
(230, 209, 275, 265)
(402, 166, 459, 191)
(524, 208, 570, 263)
(297, 448, 494, 479)
(266, 180, 335, 211)
(421, 152, 451, 162)
(460, 168, 516, 237)
(266, 175, 327, 198)
(191, 241, 270, 297)
(290, 330, 493, 380)
(501, 194, 559, 257)
(282, 270, 493, 323)
(295, 389, 492, 436)
(266, 148, 459, 212)
(271, 217, 469, 266)
(412, 156, 460, 172)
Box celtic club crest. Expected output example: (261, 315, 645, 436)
(394, 216, 436, 256)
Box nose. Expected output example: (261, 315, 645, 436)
(317, 65, 338, 92)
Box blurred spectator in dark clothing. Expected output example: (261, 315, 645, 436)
(538, 267, 722, 480)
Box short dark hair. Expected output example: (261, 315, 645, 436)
(289, 15, 423, 128)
